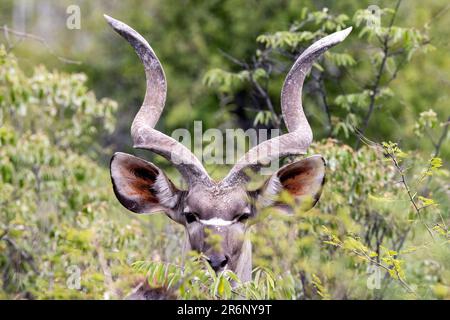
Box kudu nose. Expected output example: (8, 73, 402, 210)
(207, 254, 229, 272)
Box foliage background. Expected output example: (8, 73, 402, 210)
(0, 0, 448, 299)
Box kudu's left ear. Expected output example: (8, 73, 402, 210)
(257, 155, 326, 212)
(110, 152, 182, 222)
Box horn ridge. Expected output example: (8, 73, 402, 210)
(223, 27, 352, 186)
(104, 15, 211, 186)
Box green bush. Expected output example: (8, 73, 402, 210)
(0, 4, 448, 299)
(0, 49, 160, 299)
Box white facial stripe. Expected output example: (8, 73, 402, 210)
(199, 218, 234, 226)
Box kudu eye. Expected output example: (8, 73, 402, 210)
(184, 212, 197, 224)
(237, 213, 250, 222)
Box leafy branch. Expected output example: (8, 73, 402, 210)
(355, 0, 402, 148)
(322, 226, 416, 294)
(382, 142, 437, 239)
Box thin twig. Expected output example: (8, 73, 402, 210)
(387, 153, 435, 240)
(2, 236, 38, 274)
(419, 116, 449, 194)
(0, 230, 7, 241)
(356, 0, 402, 149)
(0, 25, 81, 65)
(314, 71, 333, 136)
(433, 117, 449, 157)
(219, 48, 280, 128)
(330, 240, 416, 295)
(94, 238, 117, 299)
(218, 49, 249, 68)
(424, 4, 450, 28)
(248, 73, 280, 128)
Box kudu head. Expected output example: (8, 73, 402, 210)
(105, 15, 351, 281)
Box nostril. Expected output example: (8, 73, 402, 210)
(221, 256, 229, 268)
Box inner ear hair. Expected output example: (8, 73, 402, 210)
(153, 172, 180, 209)
(110, 152, 179, 214)
(277, 156, 325, 197)
(257, 155, 326, 210)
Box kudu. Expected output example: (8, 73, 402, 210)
(105, 15, 351, 283)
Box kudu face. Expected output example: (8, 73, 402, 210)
(105, 15, 351, 281)
(182, 184, 250, 272)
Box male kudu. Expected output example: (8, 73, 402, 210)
(105, 15, 351, 282)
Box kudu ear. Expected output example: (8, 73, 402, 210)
(110, 152, 182, 222)
(257, 155, 326, 212)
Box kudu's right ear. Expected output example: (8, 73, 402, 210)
(110, 152, 182, 222)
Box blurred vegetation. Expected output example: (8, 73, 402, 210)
(0, 0, 449, 299)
